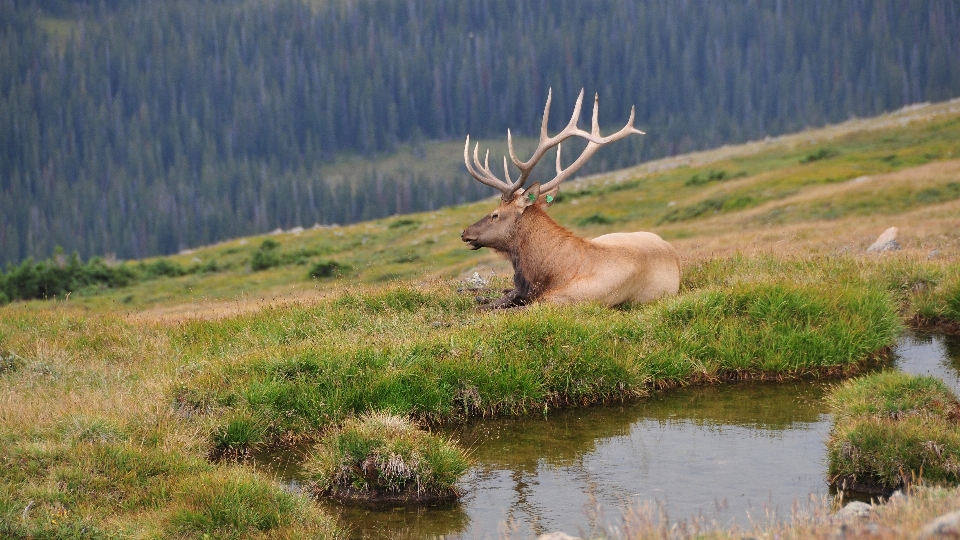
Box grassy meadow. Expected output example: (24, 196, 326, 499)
(2, 99, 960, 537)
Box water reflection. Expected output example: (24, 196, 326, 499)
(894, 330, 960, 394)
(264, 331, 960, 539)
(444, 381, 833, 538)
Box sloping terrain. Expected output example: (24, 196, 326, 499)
(57, 97, 960, 321)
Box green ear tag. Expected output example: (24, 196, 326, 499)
(528, 193, 536, 202)
(545, 195, 554, 203)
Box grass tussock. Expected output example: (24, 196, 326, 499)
(304, 412, 470, 503)
(174, 273, 901, 452)
(827, 371, 960, 493)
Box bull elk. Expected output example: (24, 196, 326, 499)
(460, 89, 680, 308)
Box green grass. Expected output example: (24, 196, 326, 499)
(827, 372, 960, 491)
(0, 434, 339, 539)
(304, 412, 470, 502)
(171, 263, 902, 453)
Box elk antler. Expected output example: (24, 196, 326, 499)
(463, 88, 645, 201)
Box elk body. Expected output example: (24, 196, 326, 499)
(460, 90, 680, 308)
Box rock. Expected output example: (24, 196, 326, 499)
(836, 500, 873, 519)
(537, 533, 581, 540)
(928, 249, 941, 259)
(866, 227, 901, 252)
(919, 510, 960, 539)
(466, 272, 489, 289)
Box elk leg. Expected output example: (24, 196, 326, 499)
(478, 288, 528, 310)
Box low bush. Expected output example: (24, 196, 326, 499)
(0, 251, 137, 303)
(658, 194, 756, 223)
(800, 147, 840, 163)
(309, 260, 348, 279)
(138, 258, 187, 279)
(250, 239, 282, 271)
(684, 169, 746, 186)
(576, 212, 615, 226)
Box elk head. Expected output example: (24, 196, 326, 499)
(460, 89, 644, 250)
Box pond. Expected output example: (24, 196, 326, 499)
(261, 331, 960, 539)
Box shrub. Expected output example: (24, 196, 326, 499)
(800, 147, 839, 163)
(0, 251, 137, 302)
(139, 258, 186, 279)
(251, 240, 281, 271)
(308, 260, 347, 279)
(577, 213, 614, 226)
(388, 218, 420, 229)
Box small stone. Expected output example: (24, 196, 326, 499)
(918, 510, 960, 539)
(866, 227, 901, 252)
(836, 500, 873, 519)
(537, 533, 581, 540)
(466, 271, 489, 289)
(928, 249, 941, 259)
(887, 490, 906, 504)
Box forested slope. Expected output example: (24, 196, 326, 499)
(3, 0, 959, 265)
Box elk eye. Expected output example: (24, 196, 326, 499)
(491, 213, 499, 220)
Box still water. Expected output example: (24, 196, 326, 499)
(268, 331, 960, 539)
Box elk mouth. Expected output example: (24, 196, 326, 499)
(461, 233, 482, 250)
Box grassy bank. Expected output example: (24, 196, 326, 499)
(174, 271, 900, 453)
(827, 371, 960, 494)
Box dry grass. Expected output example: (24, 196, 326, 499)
(601, 484, 960, 539)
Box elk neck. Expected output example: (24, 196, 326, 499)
(508, 205, 587, 299)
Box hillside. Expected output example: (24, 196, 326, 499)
(4, 0, 960, 265)
(2, 100, 960, 538)
(5, 97, 949, 319)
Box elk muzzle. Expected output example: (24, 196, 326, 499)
(461, 229, 482, 250)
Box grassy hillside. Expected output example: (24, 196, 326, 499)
(2, 99, 960, 538)
(10, 98, 955, 320)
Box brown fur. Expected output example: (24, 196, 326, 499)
(461, 183, 681, 308)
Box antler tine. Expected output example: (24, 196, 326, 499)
(464, 135, 512, 195)
(503, 88, 607, 199)
(465, 90, 644, 200)
(539, 94, 645, 193)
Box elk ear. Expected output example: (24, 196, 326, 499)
(540, 185, 560, 207)
(517, 182, 541, 209)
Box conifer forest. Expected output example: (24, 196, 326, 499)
(3, 0, 959, 266)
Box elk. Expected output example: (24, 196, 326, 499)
(460, 89, 680, 308)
